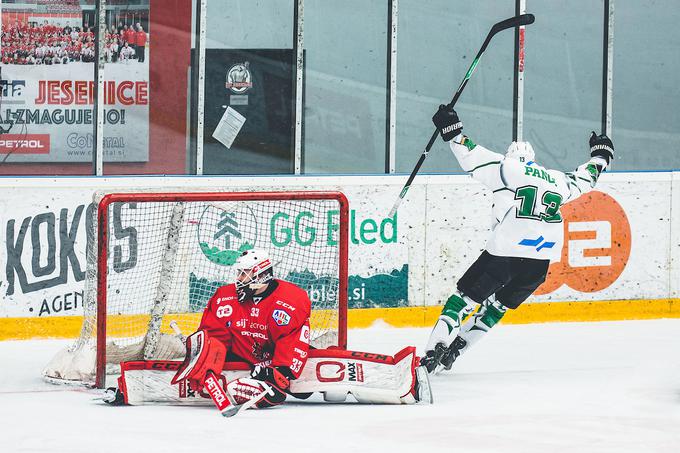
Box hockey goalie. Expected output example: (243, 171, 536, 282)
(104, 249, 432, 412)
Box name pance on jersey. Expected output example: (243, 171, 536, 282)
(524, 165, 556, 184)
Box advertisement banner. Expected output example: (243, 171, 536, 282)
(0, 180, 411, 319)
(0, 14, 149, 162)
(0, 173, 675, 321)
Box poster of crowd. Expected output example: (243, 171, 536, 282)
(0, 3, 150, 163)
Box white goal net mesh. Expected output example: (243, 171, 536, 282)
(43, 192, 347, 387)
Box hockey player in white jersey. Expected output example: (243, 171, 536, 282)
(421, 105, 614, 374)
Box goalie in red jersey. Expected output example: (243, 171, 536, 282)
(181, 248, 312, 408)
(105, 249, 432, 411)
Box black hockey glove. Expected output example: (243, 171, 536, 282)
(432, 105, 463, 142)
(251, 365, 291, 408)
(589, 131, 614, 170)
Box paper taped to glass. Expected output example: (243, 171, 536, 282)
(212, 107, 246, 149)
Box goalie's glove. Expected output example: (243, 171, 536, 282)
(251, 365, 291, 408)
(589, 131, 614, 172)
(432, 104, 463, 142)
(225, 366, 290, 409)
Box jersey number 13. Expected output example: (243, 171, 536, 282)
(515, 185, 563, 223)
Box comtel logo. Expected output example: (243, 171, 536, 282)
(535, 191, 631, 294)
(197, 204, 258, 266)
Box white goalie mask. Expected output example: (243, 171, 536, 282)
(234, 249, 274, 301)
(506, 141, 535, 164)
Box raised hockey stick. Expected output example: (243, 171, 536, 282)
(388, 13, 535, 217)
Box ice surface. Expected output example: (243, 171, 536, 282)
(1, 320, 679, 453)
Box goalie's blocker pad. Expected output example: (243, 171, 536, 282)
(115, 346, 425, 406)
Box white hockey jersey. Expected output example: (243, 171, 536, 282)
(449, 137, 602, 261)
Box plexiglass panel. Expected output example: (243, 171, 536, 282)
(396, 1, 514, 174)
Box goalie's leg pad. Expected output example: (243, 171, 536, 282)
(290, 346, 429, 405)
(117, 360, 251, 405)
(113, 348, 430, 406)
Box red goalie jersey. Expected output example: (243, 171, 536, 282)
(198, 279, 312, 378)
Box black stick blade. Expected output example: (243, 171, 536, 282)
(517, 13, 535, 25)
(490, 13, 535, 35)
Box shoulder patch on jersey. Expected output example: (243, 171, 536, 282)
(272, 309, 291, 326)
(299, 325, 310, 344)
(216, 305, 233, 318)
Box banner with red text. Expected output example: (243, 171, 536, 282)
(0, 56, 149, 162)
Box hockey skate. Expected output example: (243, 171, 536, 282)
(419, 343, 448, 374)
(439, 336, 467, 371)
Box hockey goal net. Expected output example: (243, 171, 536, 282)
(43, 191, 349, 388)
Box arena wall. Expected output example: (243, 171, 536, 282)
(0, 172, 678, 339)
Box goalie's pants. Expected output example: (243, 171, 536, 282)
(457, 250, 549, 309)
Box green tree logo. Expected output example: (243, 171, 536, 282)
(197, 205, 258, 266)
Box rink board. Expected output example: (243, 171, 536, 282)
(1, 298, 679, 340)
(0, 172, 678, 339)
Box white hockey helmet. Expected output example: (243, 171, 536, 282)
(234, 248, 274, 301)
(506, 141, 535, 164)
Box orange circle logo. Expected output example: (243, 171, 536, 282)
(534, 191, 631, 295)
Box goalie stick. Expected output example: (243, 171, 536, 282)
(170, 322, 270, 417)
(171, 322, 267, 417)
(100, 367, 271, 417)
(388, 13, 536, 217)
(202, 371, 272, 418)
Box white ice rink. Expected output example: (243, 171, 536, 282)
(2, 320, 679, 453)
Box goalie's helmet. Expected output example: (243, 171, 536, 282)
(506, 141, 535, 164)
(234, 248, 274, 302)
